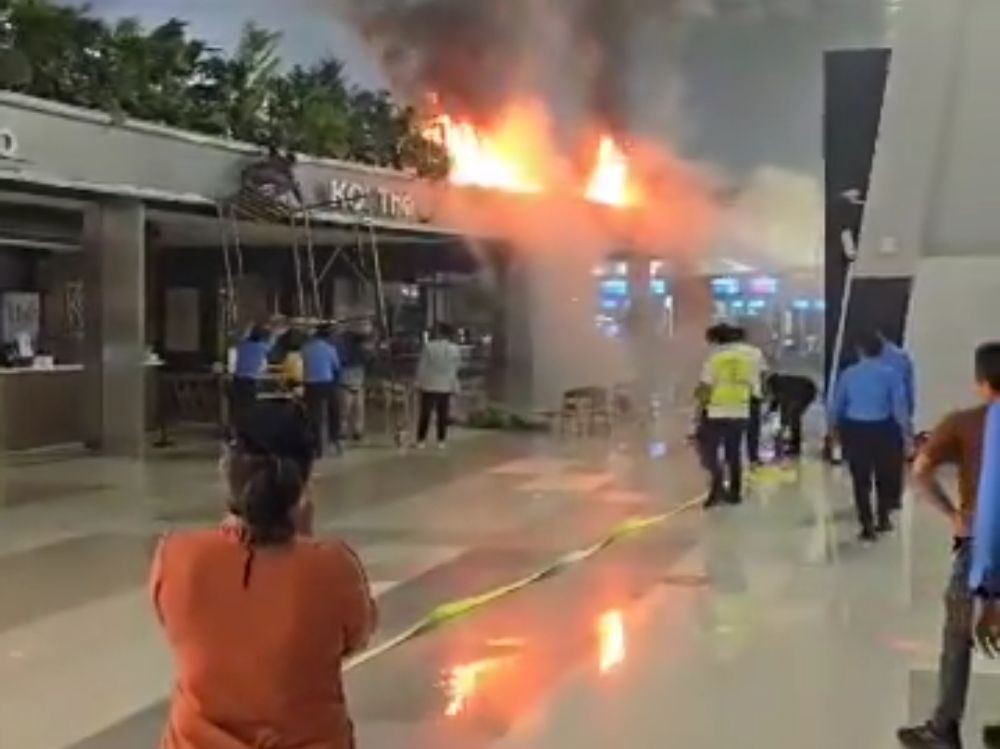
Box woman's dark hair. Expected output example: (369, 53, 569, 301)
(226, 400, 317, 585)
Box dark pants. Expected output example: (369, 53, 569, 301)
(747, 397, 762, 464)
(417, 391, 451, 443)
(932, 540, 974, 732)
(778, 403, 808, 457)
(699, 418, 748, 501)
(304, 382, 341, 455)
(840, 419, 904, 531)
(229, 377, 258, 427)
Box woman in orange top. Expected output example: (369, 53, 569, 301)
(151, 400, 376, 749)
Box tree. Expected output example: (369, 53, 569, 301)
(0, 0, 450, 179)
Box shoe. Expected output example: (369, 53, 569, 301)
(415, 442, 427, 450)
(877, 518, 895, 534)
(704, 494, 726, 509)
(898, 722, 962, 748)
(436, 441, 448, 450)
(984, 725, 1000, 748)
(859, 529, 878, 543)
(726, 494, 743, 505)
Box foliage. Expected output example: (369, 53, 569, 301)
(0, 0, 449, 177)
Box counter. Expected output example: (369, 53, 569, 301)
(0, 365, 160, 451)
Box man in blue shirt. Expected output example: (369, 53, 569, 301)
(231, 324, 272, 427)
(880, 330, 917, 419)
(829, 332, 911, 541)
(302, 325, 342, 456)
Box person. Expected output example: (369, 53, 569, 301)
(415, 323, 462, 449)
(339, 330, 373, 442)
(729, 325, 768, 466)
(898, 343, 1000, 749)
(231, 324, 271, 426)
(829, 332, 911, 542)
(766, 372, 818, 458)
(303, 325, 343, 456)
(696, 323, 761, 507)
(151, 400, 376, 749)
(280, 328, 305, 394)
(879, 330, 917, 419)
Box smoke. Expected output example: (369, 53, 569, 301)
(314, 0, 719, 406)
(324, 0, 690, 132)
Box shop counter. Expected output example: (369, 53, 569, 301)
(0, 365, 160, 451)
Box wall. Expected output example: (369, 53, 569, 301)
(856, 0, 1000, 427)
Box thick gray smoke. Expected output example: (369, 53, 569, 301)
(327, 0, 688, 134)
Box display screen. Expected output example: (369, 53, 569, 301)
(650, 279, 669, 296)
(711, 277, 741, 297)
(747, 276, 779, 295)
(600, 278, 629, 296)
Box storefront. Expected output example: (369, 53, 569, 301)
(0, 92, 502, 453)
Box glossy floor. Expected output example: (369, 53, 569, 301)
(0, 428, 996, 749)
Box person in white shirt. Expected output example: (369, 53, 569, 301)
(415, 323, 462, 448)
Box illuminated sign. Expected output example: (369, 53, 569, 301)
(600, 278, 629, 296)
(711, 277, 741, 297)
(747, 276, 779, 295)
(650, 279, 669, 296)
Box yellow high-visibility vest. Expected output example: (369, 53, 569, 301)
(705, 347, 755, 416)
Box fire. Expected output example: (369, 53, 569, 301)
(425, 101, 641, 207)
(425, 105, 545, 194)
(442, 657, 508, 718)
(586, 136, 641, 208)
(597, 609, 627, 673)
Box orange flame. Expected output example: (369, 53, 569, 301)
(425, 101, 642, 208)
(598, 609, 627, 673)
(586, 136, 641, 208)
(442, 657, 507, 718)
(425, 105, 545, 194)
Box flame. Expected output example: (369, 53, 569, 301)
(598, 609, 627, 673)
(442, 657, 508, 718)
(425, 100, 642, 208)
(425, 105, 545, 194)
(586, 136, 641, 208)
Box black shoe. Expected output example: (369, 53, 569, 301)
(726, 494, 743, 505)
(877, 518, 895, 534)
(898, 722, 962, 748)
(704, 493, 726, 509)
(859, 528, 878, 543)
(984, 725, 1000, 748)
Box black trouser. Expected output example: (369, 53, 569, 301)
(417, 391, 451, 443)
(229, 377, 258, 427)
(699, 418, 748, 501)
(746, 397, 762, 463)
(778, 402, 807, 457)
(840, 418, 904, 532)
(304, 382, 341, 455)
(931, 539, 974, 732)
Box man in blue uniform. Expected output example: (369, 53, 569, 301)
(231, 324, 272, 427)
(829, 332, 911, 541)
(302, 325, 342, 456)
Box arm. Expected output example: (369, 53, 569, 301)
(904, 355, 917, 417)
(890, 372, 913, 440)
(333, 543, 378, 657)
(910, 418, 960, 523)
(149, 535, 169, 627)
(972, 404, 1000, 653)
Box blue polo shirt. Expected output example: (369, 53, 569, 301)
(879, 341, 916, 417)
(234, 339, 271, 380)
(302, 338, 341, 384)
(829, 357, 910, 434)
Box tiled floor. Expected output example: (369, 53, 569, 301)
(2, 425, 998, 748)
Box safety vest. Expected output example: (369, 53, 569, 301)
(706, 347, 755, 416)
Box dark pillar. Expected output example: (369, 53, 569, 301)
(83, 199, 147, 455)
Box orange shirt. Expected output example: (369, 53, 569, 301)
(151, 527, 376, 749)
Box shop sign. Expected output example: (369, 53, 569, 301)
(327, 178, 417, 221)
(0, 127, 17, 160)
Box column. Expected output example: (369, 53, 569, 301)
(83, 199, 147, 456)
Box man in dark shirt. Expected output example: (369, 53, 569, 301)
(898, 342, 1000, 749)
(766, 372, 818, 458)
